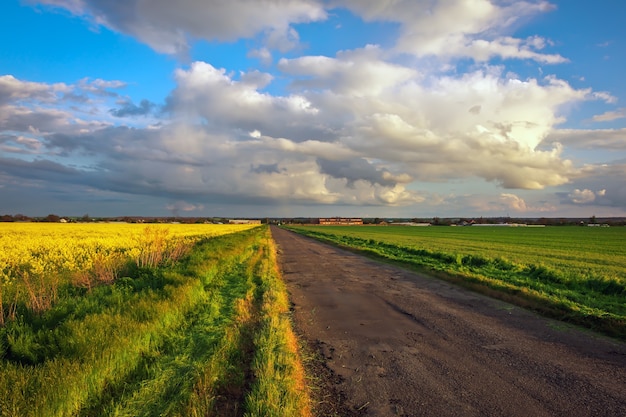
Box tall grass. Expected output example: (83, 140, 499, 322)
(244, 234, 311, 417)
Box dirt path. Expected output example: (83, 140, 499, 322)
(270, 226, 626, 417)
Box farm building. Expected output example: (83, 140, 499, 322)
(228, 219, 262, 224)
(471, 223, 528, 227)
(317, 218, 363, 225)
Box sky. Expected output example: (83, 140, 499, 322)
(1, 1, 625, 219)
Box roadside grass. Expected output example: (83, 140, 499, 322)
(244, 235, 311, 417)
(287, 226, 626, 340)
(0, 226, 310, 417)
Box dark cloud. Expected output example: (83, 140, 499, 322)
(0, 157, 90, 186)
(469, 105, 481, 115)
(317, 158, 395, 187)
(250, 163, 283, 174)
(110, 99, 156, 117)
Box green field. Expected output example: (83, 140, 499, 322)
(0, 226, 309, 417)
(287, 225, 626, 339)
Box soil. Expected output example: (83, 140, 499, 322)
(270, 226, 626, 417)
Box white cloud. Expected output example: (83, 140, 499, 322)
(278, 45, 419, 96)
(591, 108, 626, 123)
(304, 66, 586, 189)
(497, 193, 556, 213)
(248, 47, 273, 65)
(169, 62, 323, 141)
(500, 193, 529, 211)
(30, 0, 327, 56)
(28, 0, 568, 64)
(334, 0, 565, 63)
(0, 75, 69, 105)
(2, 8, 622, 216)
(591, 91, 617, 104)
(4, 1, 626, 217)
(0, 52, 605, 215)
(568, 188, 596, 204)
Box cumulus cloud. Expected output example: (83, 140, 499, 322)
(167, 62, 326, 141)
(301, 66, 586, 189)
(500, 193, 528, 211)
(568, 188, 596, 204)
(334, 0, 565, 63)
(162, 56, 592, 202)
(4, 0, 624, 216)
(29, 0, 327, 56)
(278, 45, 418, 96)
(1, 53, 602, 214)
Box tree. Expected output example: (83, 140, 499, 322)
(44, 214, 61, 222)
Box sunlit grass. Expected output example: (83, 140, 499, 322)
(244, 235, 311, 417)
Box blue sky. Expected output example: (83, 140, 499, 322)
(1, 0, 625, 219)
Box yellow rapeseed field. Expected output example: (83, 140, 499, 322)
(0, 222, 259, 323)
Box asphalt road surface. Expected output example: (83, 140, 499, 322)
(271, 226, 626, 417)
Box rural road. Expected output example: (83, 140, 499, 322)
(270, 226, 626, 417)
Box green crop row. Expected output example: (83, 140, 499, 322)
(0, 226, 309, 417)
(288, 226, 626, 340)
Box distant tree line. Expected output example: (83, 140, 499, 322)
(0, 214, 248, 224)
(2, 214, 625, 226)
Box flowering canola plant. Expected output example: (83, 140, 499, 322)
(0, 223, 258, 321)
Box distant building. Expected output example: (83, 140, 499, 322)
(228, 219, 262, 224)
(471, 223, 527, 227)
(317, 218, 363, 225)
